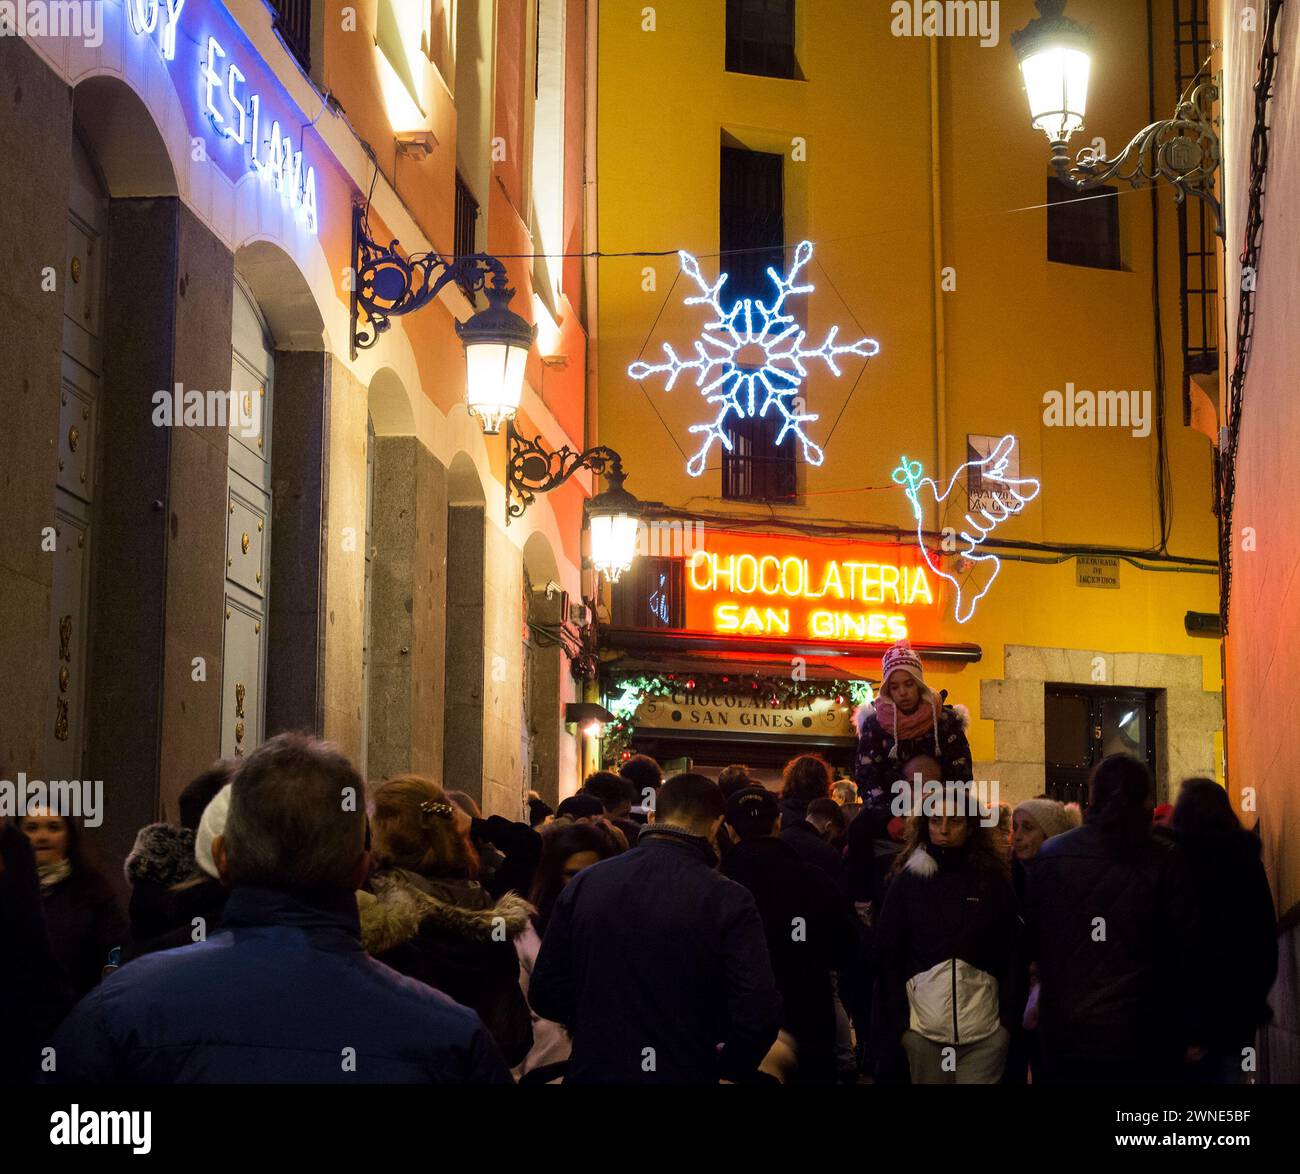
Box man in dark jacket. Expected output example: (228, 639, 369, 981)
(47, 733, 509, 1084)
(529, 773, 782, 1083)
(721, 787, 859, 1084)
(1026, 754, 1206, 1084)
(778, 797, 844, 880)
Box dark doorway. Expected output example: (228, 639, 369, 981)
(1044, 685, 1158, 807)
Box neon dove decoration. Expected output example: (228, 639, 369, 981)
(628, 241, 879, 477)
(892, 435, 1041, 624)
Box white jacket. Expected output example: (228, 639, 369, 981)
(905, 957, 1001, 1045)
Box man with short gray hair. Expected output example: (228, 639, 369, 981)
(49, 733, 509, 1084)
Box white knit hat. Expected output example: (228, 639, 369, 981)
(194, 783, 233, 880)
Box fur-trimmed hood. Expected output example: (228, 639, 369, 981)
(903, 846, 940, 878)
(357, 868, 534, 956)
(123, 823, 196, 888)
(853, 697, 970, 736)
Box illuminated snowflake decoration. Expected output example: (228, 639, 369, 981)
(628, 241, 880, 477)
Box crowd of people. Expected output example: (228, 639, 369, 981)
(0, 639, 1279, 1085)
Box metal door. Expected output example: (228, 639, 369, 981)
(48, 139, 107, 777)
(222, 278, 273, 759)
(1045, 686, 1158, 807)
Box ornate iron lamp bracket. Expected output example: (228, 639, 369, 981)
(350, 204, 512, 359)
(506, 421, 625, 525)
(1051, 78, 1224, 237)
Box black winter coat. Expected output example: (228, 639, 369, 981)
(0, 823, 74, 1080)
(874, 843, 1019, 1048)
(854, 701, 973, 811)
(359, 869, 534, 1068)
(529, 827, 782, 1083)
(1025, 823, 1204, 1082)
(721, 836, 860, 1082)
(41, 868, 126, 999)
(1177, 827, 1276, 1051)
(778, 799, 844, 881)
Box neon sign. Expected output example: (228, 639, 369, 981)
(628, 241, 879, 477)
(683, 533, 936, 644)
(124, 0, 318, 234)
(892, 434, 1040, 624)
(126, 0, 184, 59)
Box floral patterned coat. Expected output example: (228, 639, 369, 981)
(853, 699, 973, 811)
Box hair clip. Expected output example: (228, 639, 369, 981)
(420, 800, 455, 821)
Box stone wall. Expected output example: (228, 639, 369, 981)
(979, 644, 1222, 806)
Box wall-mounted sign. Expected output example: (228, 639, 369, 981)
(637, 691, 854, 737)
(683, 531, 938, 645)
(1076, 556, 1120, 588)
(126, 0, 318, 234)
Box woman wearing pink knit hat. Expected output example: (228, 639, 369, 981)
(853, 639, 973, 812)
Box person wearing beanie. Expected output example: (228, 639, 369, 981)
(119, 784, 233, 966)
(854, 639, 973, 813)
(1004, 796, 1081, 1084)
(123, 760, 236, 955)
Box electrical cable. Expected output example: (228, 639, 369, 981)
(1219, 0, 1287, 632)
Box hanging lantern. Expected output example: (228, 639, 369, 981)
(1011, 0, 1094, 150)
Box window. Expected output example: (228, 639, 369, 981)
(726, 0, 796, 79)
(454, 172, 479, 299)
(269, 0, 311, 71)
(1044, 686, 1157, 806)
(1047, 177, 1121, 270)
(612, 557, 685, 629)
(723, 411, 797, 502)
(720, 146, 784, 310)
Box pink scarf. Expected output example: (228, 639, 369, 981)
(875, 692, 942, 758)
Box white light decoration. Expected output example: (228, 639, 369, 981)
(892, 435, 1041, 625)
(628, 241, 879, 477)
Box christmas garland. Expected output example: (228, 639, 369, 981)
(600, 671, 875, 766)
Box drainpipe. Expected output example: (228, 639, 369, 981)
(929, 35, 948, 534)
(583, 0, 600, 454)
(582, 0, 602, 785)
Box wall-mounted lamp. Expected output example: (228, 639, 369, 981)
(351, 206, 537, 432)
(506, 425, 642, 583)
(1011, 0, 1223, 236)
(565, 702, 614, 735)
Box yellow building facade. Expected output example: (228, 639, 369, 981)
(591, 0, 1221, 804)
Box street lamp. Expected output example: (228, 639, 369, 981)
(350, 206, 537, 432)
(506, 427, 641, 581)
(1011, 0, 1091, 149)
(1010, 0, 1223, 236)
(585, 464, 641, 584)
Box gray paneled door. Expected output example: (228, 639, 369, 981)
(222, 278, 273, 760)
(49, 139, 106, 778)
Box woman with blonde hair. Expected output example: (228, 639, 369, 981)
(359, 775, 534, 1067)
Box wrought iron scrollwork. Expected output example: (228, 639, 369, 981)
(506, 423, 625, 523)
(350, 205, 512, 357)
(1054, 79, 1223, 237)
